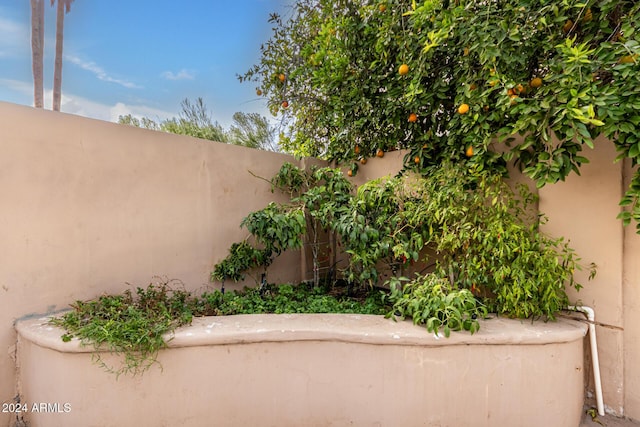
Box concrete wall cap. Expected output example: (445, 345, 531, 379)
(16, 313, 588, 353)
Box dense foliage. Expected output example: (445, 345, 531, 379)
(50, 280, 388, 375)
(385, 275, 486, 337)
(51, 281, 389, 375)
(50, 282, 194, 376)
(242, 0, 640, 230)
(213, 163, 593, 333)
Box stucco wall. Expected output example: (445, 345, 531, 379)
(0, 102, 305, 426)
(538, 137, 629, 417)
(15, 314, 588, 427)
(623, 160, 640, 420)
(2, 101, 640, 423)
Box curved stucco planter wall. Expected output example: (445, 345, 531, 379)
(15, 314, 587, 427)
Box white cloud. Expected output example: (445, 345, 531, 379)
(161, 69, 195, 81)
(0, 78, 175, 123)
(59, 95, 176, 123)
(60, 95, 176, 124)
(0, 16, 29, 57)
(65, 54, 142, 89)
(0, 78, 33, 97)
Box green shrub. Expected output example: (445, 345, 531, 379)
(214, 161, 593, 336)
(50, 280, 390, 375)
(49, 280, 197, 376)
(385, 275, 487, 337)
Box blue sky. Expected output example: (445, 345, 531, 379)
(0, 1, 289, 127)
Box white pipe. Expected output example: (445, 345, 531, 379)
(568, 305, 604, 416)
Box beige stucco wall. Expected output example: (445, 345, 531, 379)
(3, 100, 640, 423)
(15, 314, 587, 427)
(539, 137, 627, 416)
(623, 159, 640, 420)
(0, 102, 306, 426)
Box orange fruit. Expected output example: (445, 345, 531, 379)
(530, 77, 543, 88)
(398, 64, 409, 76)
(507, 88, 515, 96)
(509, 94, 519, 105)
(465, 146, 474, 157)
(458, 103, 470, 114)
(379, 3, 386, 12)
(376, 149, 385, 158)
(469, 83, 477, 90)
(281, 101, 289, 109)
(408, 113, 418, 123)
(489, 79, 499, 87)
(354, 145, 361, 154)
(278, 73, 286, 82)
(515, 84, 524, 94)
(256, 89, 263, 96)
(562, 20, 573, 34)
(360, 158, 367, 165)
(347, 169, 353, 177)
(414, 156, 420, 164)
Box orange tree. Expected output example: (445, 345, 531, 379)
(241, 0, 640, 230)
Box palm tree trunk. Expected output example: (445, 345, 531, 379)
(52, 0, 65, 111)
(30, 0, 44, 108)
